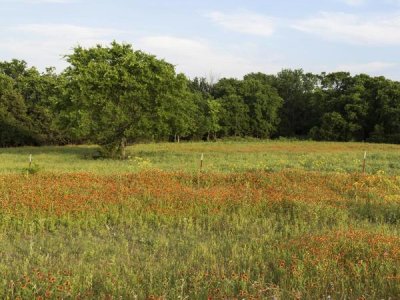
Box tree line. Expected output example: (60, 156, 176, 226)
(1, 42, 400, 157)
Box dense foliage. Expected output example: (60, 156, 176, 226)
(1, 42, 400, 152)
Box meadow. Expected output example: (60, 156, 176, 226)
(1, 140, 400, 174)
(0, 140, 399, 299)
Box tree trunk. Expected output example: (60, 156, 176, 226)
(177, 135, 180, 143)
(207, 132, 210, 141)
(174, 134, 177, 143)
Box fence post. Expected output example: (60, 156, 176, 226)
(197, 153, 204, 188)
(362, 151, 367, 174)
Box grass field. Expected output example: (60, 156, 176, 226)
(0, 141, 399, 299)
(1, 140, 400, 174)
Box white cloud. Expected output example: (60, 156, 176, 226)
(206, 11, 275, 37)
(0, 24, 123, 70)
(13, 24, 122, 39)
(293, 12, 400, 45)
(0, 23, 282, 77)
(138, 36, 281, 78)
(335, 61, 397, 74)
(341, 0, 366, 6)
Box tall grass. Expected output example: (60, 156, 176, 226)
(0, 169, 399, 298)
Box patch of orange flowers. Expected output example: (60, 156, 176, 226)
(0, 170, 398, 216)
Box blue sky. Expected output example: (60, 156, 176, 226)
(0, 0, 399, 80)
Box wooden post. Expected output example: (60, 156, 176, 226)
(362, 151, 367, 174)
(29, 154, 32, 168)
(198, 153, 204, 188)
(200, 153, 204, 171)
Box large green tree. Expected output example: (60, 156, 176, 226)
(0, 60, 62, 144)
(0, 73, 37, 146)
(60, 42, 193, 157)
(308, 72, 370, 142)
(214, 75, 282, 138)
(242, 74, 283, 138)
(213, 78, 250, 137)
(364, 76, 400, 143)
(167, 74, 198, 142)
(270, 69, 316, 137)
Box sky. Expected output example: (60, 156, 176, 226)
(0, 0, 399, 80)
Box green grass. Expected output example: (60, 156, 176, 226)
(0, 141, 399, 299)
(1, 140, 400, 174)
(2, 201, 398, 299)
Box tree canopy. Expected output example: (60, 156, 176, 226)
(1, 42, 400, 154)
(60, 42, 196, 157)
